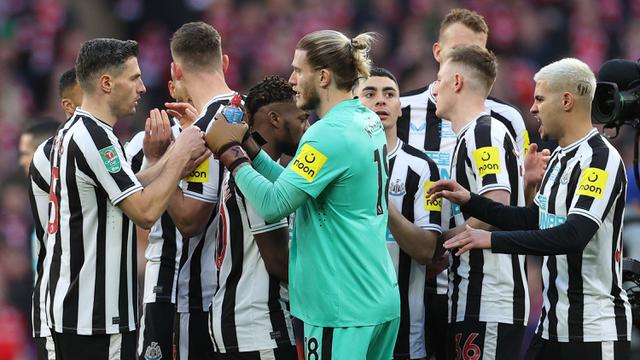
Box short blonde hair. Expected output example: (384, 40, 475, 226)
(534, 58, 597, 103)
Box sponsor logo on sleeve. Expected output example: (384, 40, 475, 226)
(472, 146, 501, 178)
(291, 144, 327, 182)
(99, 145, 122, 173)
(424, 181, 442, 211)
(183, 158, 209, 183)
(576, 167, 608, 199)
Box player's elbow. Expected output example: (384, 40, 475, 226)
(131, 213, 156, 230)
(176, 221, 205, 238)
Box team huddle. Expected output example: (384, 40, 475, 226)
(24, 7, 633, 360)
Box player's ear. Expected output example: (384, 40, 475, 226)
(268, 110, 282, 129)
(433, 42, 442, 63)
(454, 73, 463, 93)
(171, 62, 183, 81)
(222, 54, 230, 74)
(61, 98, 73, 115)
(562, 92, 575, 111)
(318, 69, 331, 88)
(99, 74, 112, 94)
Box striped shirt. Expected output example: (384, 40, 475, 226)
(176, 92, 233, 313)
(125, 123, 183, 304)
(46, 108, 143, 335)
(399, 82, 529, 295)
(210, 172, 294, 353)
(29, 137, 54, 338)
(533, 128, 632, 342)
(449, 114, 529, 325)
(386, 139, 441, 359)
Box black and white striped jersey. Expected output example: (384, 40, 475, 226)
(125, 123, 183, 304)
(176, 93, 233, 313)
(209, 171, 294, 353)
(449, 114, 529, 325)
(399, 82, 529, 296)
(29, 137, 54, 338)
(45, 108, 143, 335)
(385, 139, 441, 359)
(533, 128, 632, 342)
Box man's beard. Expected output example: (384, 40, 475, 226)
(299, 86, 320, 112)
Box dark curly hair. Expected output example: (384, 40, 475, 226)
(75, 38, 138, 92)
(245, 76, 296, 125)
(58, 68, 77, 98)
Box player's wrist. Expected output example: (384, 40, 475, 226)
(218, 143, 250, 173)
(242, 131, 266, 160)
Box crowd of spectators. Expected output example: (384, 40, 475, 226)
(0, 0, 639, 358)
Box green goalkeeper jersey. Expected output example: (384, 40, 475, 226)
(279, 99, 400, 327)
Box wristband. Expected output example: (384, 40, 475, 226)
(218, 143, 250, 173)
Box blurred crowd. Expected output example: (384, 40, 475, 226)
(0, 0, 639, 358)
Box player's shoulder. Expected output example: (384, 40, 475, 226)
(579, 130, 624, 166)
(33, 137, 54, 170)
(126, 131, 145, 155)
(400, 142, 438, 175)
(194, 92, 236, 131)
(400, 85, 430, 107)
(486, 96, 525, 123)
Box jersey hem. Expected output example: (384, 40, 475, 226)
(182, 190, 217, 204)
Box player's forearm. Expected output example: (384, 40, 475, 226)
(442, 217, 493, 240)
(252, 150, 285, 182)
(135, 154, 169, 186)
(166, 189, 214, 237)
(462, 193, 539, 231)
(134, 151, 188, 228)
(524, 182, 537, 207)
(388, 208, 439, 264)
(234, 164, 307, 223)
(491, 215, 598, 255)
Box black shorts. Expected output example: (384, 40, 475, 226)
(137, 302, 176, 360)
(35, 336, 56, 360)
(525, 333, 630, 360)
(51, 331, 136, 360)
(424, 293, 448, 359)
(447, 320, 525, 360)
(175, 311, 216, 360)
(216, 345, 298, 360)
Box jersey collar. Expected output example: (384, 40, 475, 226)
(75, 107, 113, 129)
(427, 81, 437, 104)
(387, 138, 403, 159)
(559, 128, 599, 154)
(458, 112, 491, 137)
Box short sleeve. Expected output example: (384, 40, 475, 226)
(277, 124, 348, 199)
(244, 195, 288, 235)
(76, 123, 142, 205)
(467, 120, 514, 195)
(568, 149, 626, 227)
(180, 155, 222, 204)
(414, 158, 442, 233)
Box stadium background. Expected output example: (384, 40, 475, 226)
(0, 0, 639, 358)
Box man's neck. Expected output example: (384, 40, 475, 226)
(185, 72, 233, 114)
(449, 97, 486, 134)
(316, 88, 353, 118)
(79, 97, 117, 127)
(559, 116, 594, 147)
(385, 125, 398, 153)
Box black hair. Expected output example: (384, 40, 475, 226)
(245, 76, 296, 125)
(22, 117, 60, 145)
(369, 67, 398, 86)
(58, 68, 77, 98)
(75, 38, 138, 91)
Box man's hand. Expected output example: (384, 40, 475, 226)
(205, 113, 249, 155)
(443, 224, 491, 256)
(524, 143, 551, 190)
(172, 126, 208, 167)
(426, 179, 471, 205)
(165, 102, 198, 129)
(143, 109, 172, 163)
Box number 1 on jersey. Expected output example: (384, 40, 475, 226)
(373, 144, 389, 215)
